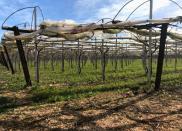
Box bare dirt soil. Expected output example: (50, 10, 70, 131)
(0, 86, 181, 131)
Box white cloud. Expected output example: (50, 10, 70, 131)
(165, 0, 182, 17)
(153, 0, 171, 12)
(170, 9, 181, 17)
(96, 0, 173, 20)
(77, 0, 181, 23)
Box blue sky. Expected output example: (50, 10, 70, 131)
(0, 0, 182, 38)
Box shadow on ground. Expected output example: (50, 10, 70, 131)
(0, 86, 181, 130)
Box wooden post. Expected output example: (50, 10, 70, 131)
(100, 39, 109, 81)
(43, 47, 46, 70)
(77, 40, 81, 74)
(70, 49, 73, 68)
(165, 43, 168, 67)
(114, 34, 118, 72)
(0, 51, 9, 70)
(14, 53, 18, 72)
(120, 45, 124, 69)
(0, 55, 4, 66)
(51, 53, 54, 71)
(0, 54, 3, 65)
(175, 42, 177, 72)
(61, 41, 65, 72)
(94, 38, 98, 70)
(3, 45, 15, 74)
(13, 26, 32, 87)
(34, 46, 40, 83)
(155, 24, 168, 91)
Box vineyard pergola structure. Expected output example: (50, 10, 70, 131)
(1, 0, 182, 91)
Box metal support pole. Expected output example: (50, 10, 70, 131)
(155, 24, 168, 91)
(3, 45, 15, 74)
(13, 26, 32, 87)
(148, 0, 153, 86)
(34, 7, 39, 83)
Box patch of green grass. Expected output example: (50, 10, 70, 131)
(1, 58, 182, 104)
